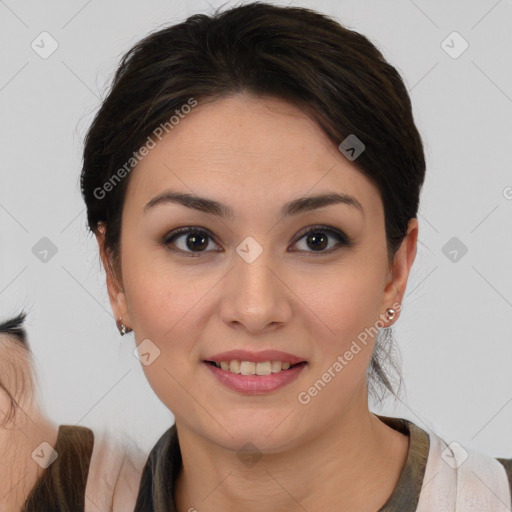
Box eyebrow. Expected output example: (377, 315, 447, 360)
(143, 191, 365, 218)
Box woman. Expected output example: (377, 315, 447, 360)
(3, 2, 511, 511)
(82, 2, 512, 510)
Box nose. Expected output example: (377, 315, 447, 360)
(219, 249, 293, 334)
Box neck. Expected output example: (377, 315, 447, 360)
(174, 406, 409, 512)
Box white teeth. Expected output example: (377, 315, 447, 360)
(240, 361, 256, 375)
(271, 360, 282, 372)
(211, 360, 298, 375)
(256, 361, 271, 375)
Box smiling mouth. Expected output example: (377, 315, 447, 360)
(204, 360, 307, 375)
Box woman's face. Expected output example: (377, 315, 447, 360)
(98, 93, 417, 453)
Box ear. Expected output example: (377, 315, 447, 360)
(380, 217, 418, 325)
(94, 223, 132, 330)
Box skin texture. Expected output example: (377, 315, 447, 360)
(96, 93, 418, 511)
(0, 336, 59, 512)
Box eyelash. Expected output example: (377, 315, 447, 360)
(161, 225, 353, 258)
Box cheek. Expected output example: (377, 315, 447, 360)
(295, 270, 384, 411)
(121, 240, 200, 336)
(301, 263, 384, 352)
(121, 242, 219, 366)
(122, 257, 205, 413)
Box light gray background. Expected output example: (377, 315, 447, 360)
(1, 0, 511, 457)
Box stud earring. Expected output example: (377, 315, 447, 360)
(385, 308, 396, 322)
(116, 317, 132, 336)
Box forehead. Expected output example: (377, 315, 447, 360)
(124, 94, 383, 222)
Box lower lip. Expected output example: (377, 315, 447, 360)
(203, 361, 307, 394)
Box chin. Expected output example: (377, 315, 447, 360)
(204, 416, 304, 455)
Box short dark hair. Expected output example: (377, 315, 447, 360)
(80, 1, 426, 405)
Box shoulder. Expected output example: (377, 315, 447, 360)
(496, 457, 512, 491)
(419, 426, 512, 509)
(25, 424, 147, 512)
(85, 427, 147, 512)
(20, 423, 146, 512)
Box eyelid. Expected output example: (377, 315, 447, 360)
(161, 226, 220, 256)
(293, 224, 352, 246)
(161, 224, 353, 256)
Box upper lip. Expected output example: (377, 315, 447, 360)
(204, 349, 306, 365)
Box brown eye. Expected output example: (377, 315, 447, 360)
(161, 224, 353, 258)
(292, 226, 352, 254)
(162, 227, 219, 256)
